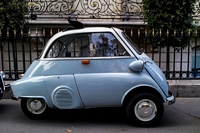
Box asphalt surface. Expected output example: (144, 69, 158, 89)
(0, 98, 199, 133)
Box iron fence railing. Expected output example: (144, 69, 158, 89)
(0, 28, 200, 80)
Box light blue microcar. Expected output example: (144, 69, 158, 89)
(11, 19, 175, 127)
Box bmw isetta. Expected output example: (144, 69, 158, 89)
(11, 19, 175, 127)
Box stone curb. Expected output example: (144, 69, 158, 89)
(168, 80, 200, 97)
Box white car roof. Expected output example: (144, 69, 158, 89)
(48, 27, 121, 43)
(63, 27, 120, 35)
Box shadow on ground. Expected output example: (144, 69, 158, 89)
(44, 107, 129, 125)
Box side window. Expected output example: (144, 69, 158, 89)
(91, 33, 129, 57)
(46, 34, 90, 58)
(45, 32, 129, 58)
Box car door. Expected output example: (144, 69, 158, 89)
(72, 32, 138, 107)
(43, 35, 86, 109)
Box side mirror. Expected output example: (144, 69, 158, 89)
(129, 60, 144, 72)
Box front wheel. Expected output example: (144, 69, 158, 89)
(126, 93, 164, 127)
(21, 98, 48, 119)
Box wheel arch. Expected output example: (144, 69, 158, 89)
(20, 96, 53, 108)
(122, 86, 165, 107)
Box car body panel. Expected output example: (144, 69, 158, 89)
(143, 58, 168, 95)
(11, 76, 53, 107)
(44, 75, 84, 109)
(75, 72, 164, 108)
(11, 57, 166, 108)
(23, 58, 135, 77)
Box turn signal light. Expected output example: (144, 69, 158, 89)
(19, 74, 24, 78)
(82, 60, 90, 64)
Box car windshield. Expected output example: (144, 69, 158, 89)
(122, 32, 142, 55)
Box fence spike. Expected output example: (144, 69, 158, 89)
(196, 29, 197, 36)
(131, 29, 133, 37)
(138, 28, 140, 36)
(145, 29, 147, 36)
(174, 29, 176, 36)
(50, 28, 53, 36)
(167, 29, 169, 36)
(14, 29, 16, 36)
(36, 28, 38, 36)
(160, 29, 162, 36)
(28, 29, 31, 36)
(7, 29, 9, 36)
(152, 29, 154, 36)
(21, 29, 23, 36)
(43, 29, 45, 36)
(188, 29, 190, 36)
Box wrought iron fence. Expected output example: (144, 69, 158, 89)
(0, 33, 47, 80)
(28, 0, 200, 21)
(0, 28, 200, 80)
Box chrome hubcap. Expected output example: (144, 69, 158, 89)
(134, 99, 157, 121)
(27, 98, 46, 115)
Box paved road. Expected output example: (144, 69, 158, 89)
(0, 98, 200, 133)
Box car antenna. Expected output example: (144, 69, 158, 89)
(68, 17, 85, 29)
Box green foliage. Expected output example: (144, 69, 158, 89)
(142, 0, 198, 48)
(0, 0, 29, 37)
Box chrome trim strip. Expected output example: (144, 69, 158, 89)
(40, 56, 134, 61)
(166, 91, 176, 105)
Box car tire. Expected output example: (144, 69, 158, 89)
(126, 93, 164, 127)
(21, 98, 48, 119)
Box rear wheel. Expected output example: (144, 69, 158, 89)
(21, 98, 48, 119)
(126, 93, 164, 127)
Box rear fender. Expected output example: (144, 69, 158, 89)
(11, 76, 54, 108)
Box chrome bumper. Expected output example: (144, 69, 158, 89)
(5, 84, 11, 92)
(166, 91, 176, 105)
